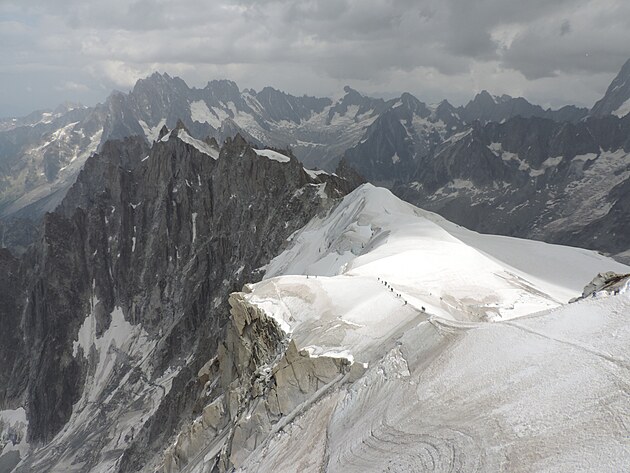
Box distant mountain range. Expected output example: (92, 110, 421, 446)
(342, 60, 630, 262)
(1, 58, 629, 260)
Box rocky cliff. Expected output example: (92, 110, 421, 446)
(0, 127, 355, 472)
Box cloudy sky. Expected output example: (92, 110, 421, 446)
(1, 0, 629, 116)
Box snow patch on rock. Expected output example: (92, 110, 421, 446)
(176, 129, 219, 159)
(254, 149, 291, 163)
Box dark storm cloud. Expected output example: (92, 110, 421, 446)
(1, 0, 629, 116)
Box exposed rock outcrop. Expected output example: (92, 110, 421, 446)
(162, 289, 365, 472)
(577, 272, 630, 300)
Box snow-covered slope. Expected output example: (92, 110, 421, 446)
(212, 184, 630, 472)
(264, 184, 627, 321)
(239, 289, 630, 472)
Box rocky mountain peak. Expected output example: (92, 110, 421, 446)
(433, 99, 457, 117)
(473, 89, 496, 105)
(173, 118, 188, 133)
(399, 92, 429, 117)
(157, 124, 169, 141)
(204, 79, 242, 103)
(224, 132, 250, 151)
(132, 72, 190, 96)
(591, 58, 630, 117)
(204, 136, 220, 149)
(327, 86, 387, 124)
(254, 87, 331, 124)
(343, 85, 357, 95)
(459, 88, 588, 124)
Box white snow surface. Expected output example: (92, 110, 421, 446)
(247, 182, 629, 372)
(304, 168, 330, 180)
(234, 184, 630, 472)
(253, 149, 291, 163)
(613, 97, 630, 117)
(176, 129, 219, 159)
(264, 183, 627, 310)
(138, 118, 166, 142)
(239, 292, 630, 472)
(190, 100, 223, 128)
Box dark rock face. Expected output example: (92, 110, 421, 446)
(0, 249, 26, 405)
(565, 176, 630, 260)
(22, 210, 88, 441)
(342, 94, 464, 185)
(379, 114, 630, 260)
(460, 90, 588, 124)
(591, 58, 630, 117)
(0, 217, 40, 255)
(255, 86, 331, 124)
(0, 129, 353, 471)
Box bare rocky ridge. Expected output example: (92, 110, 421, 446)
(460, 89, 588, 124)
(577, 271, 630, 299)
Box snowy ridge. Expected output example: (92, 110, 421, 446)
(264, 184, 627, 309)
(238, 292, 630, 472)
(253, 149, 291, 163)
(176, 129, 219, 159)
(227, 184, 630, 472)
(248, 181, 628, 376)
(239, 184, 629, 411)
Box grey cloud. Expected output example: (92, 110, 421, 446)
(500, 1, 630, 78)
(0, 0, 629, 116)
